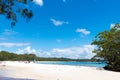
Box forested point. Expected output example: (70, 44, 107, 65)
(0, 51, 92, 61)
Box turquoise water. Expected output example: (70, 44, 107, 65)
(38, 61, 107, 68)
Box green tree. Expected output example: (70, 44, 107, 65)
(92, 23, 120, 71)
(0, 0, 33, 26)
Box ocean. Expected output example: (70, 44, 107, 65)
(38, 61, 107, 68)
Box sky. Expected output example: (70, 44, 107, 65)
(0, 0, 120, 59)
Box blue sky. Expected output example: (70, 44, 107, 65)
(0, 0, 120, 59)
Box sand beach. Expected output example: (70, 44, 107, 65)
(0, 61, 120, 80)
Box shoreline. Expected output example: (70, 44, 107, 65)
(0, 61, 120, 80)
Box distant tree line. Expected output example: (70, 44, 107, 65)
(0, 51, 91, 62)
(0, 51, 37, 61)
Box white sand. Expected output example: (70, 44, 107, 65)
(0, 61, 120, 80)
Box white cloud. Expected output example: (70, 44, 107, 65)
(76, 28, 90, 35)
(3, 29, 18, 35)
(50, 18, 69, 26)
(110, 24, 120, 30)
(16, 46, 36, 54)
(0, 38, 6, 40)
(38, 45, 95, 59)
(110, 24, 115, 29)
(71, 38, 77, 42)
(14, 44, 95, 59)
(0, 43, 30, 47)
(63, 0, 66, 3)
(33, 0, 43, 6)
(56, 39, 62, 43)
(37, 50, 51, 57)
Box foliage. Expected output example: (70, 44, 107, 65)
(0, 51, 37, 61)
(0, 0, 33, 26)
(0, 50, 92, 61)
(36, 57, 91, 62)
(92, 23, 120, 71)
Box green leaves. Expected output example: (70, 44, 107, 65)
(0, 51, 37, 61)
(0, 0, 33, 27)
(92, 23, 120, 71)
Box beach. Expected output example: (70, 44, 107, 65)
(0, 61, 120, 80)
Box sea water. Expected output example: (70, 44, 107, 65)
(38, 61, 107, 68)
